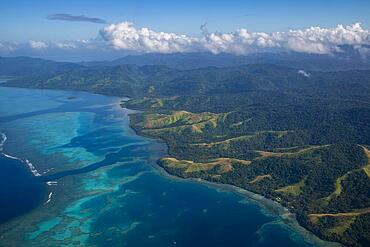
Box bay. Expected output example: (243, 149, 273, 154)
(0, 87, 318, 246)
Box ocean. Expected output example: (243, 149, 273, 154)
(0, 86, 316, 246)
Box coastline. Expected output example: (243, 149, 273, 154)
(149, 155, 342, 247)
(124, 107, 343, 247)
(0, 86, 343, 246)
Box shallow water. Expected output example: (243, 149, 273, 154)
(0, 87, 314, 246)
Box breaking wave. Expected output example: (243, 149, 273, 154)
(0, 132, 42, 177)
(0, 132, 7, 151)
(44, 192, 53, 205)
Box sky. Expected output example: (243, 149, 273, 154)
(1, 0, 370, 61)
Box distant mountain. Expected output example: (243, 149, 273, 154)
(2, 56, 370, 246)
(80, 51, 370, 71)
(4, 61, 370, 101)
(0, 56, 81, 77)
(2, 50, 369, 80)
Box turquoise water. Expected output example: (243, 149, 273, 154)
(0, 87, 315, 246)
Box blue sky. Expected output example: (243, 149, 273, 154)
(0, 0, 369, 61)
(1, 0, 370, 42)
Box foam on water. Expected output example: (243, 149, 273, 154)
(42, 167, 54, 175)
(0, 132, 7, 151)
(44, 192, 53, 204)
(1, 152, 22, 161)
(46, 181, 58, 186)
(1, 153, 41, 177)
(0, 87, 324, 247)
(0, 132, 43, 178)
(25, 159, 41, 177)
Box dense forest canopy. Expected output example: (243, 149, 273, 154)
(1, 54, 370, 247)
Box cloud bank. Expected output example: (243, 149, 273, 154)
(47, 14, 106, 24)
(1, 22, 370, 59)
(29, 40, 47, 49)
(100, 22, 198, 53)
(0, 42, 18, 52)
(100, 22, 370, 55)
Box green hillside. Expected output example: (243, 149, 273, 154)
(2, 58, 370, 246)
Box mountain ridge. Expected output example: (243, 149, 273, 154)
(1, 56, 370, 246)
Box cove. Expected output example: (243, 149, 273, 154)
(0, 87, 321, 246)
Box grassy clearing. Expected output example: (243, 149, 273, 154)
(326, 217, 357, 235)
(255, 145, 330, 160)
(308, 207, 370, 219)
(160, 157, 251, 174)
(190, 135, 254, 148)
(275, 178, 306, 196)
(249, 175, 272, 184)
(190, 131, 293, 150)
(323, 146, 370, 204)
(138, 111, 227, 135)
(142, 111, 222, 129)
(360, 145, 370, 178)
(323, 173, 349, 204)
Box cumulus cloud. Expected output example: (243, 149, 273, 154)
(47, 14, 106, 24)
(29, 40, 47, 49)
(276, 23, 370, 54)
(0, 42, 19, 52)
(54, 42, 77, 49)
(100, 22, 198, 53)
(2, 22, 370, 59)
(100, 22, 370, 55)
(0, 39, 106, 55)
(354, 44, 370, 58)
(53, 40, 97, 49)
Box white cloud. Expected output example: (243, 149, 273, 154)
(298, 70, 310, 78)
(100, 22, 197, 53)
(354, 45, 370, 58)
(277, 23, 370, 54)
(55, 42, 77, 49)
(0, 41, 19, 52)
(29, 40, 47, 49)
(100, 22, 370, 55)
(1, 22, 370, 58)
(200, 29, 280, 54)
(55, 39, 111, 50)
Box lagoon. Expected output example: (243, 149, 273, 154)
(0, 87, 317, 246)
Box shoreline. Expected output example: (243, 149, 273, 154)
(123, 104, 343, 247)
(187, 179, 342, 247)
(149, 158, 342, 247)
(0, 86, 342, 246)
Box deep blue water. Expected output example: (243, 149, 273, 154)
(0, 153, 45, 223)
(0, 87, 315, 246)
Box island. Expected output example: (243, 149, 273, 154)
(3, 56, 370, 247)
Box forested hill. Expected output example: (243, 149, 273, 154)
(2, 56, 370, 246)
(79, 51, 370, 71)
(123, 66, 370, 247)
(4, 60, 370, 100)
(0, 56, 81, 77)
